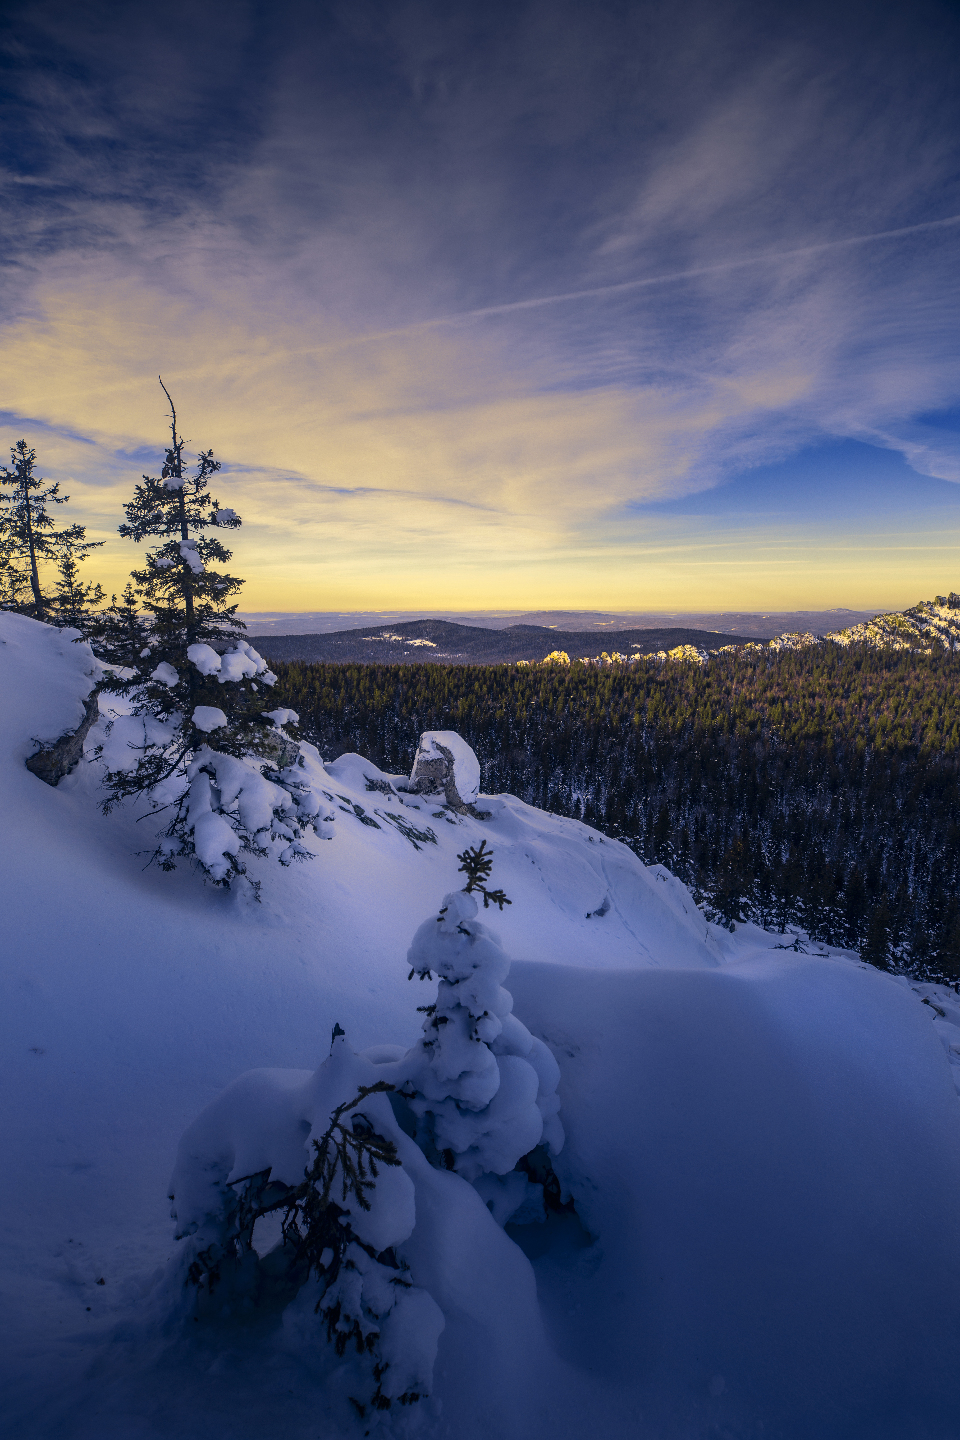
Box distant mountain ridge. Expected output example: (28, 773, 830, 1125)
(248, 617, 756, 665)
(711, 593, 960, 663)
(249, 595, 960, 667)
(825, 593, 960, 652)
(239, 606, 882, 638)
(591, 593, 960, 665)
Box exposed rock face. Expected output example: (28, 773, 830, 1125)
(250, 728, 300, 769)
(25, 689, 100, 787)
(409, 731, 486, 816)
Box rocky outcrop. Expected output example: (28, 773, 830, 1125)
(409, 731, 487, 817)
(25, 689, 100, 787)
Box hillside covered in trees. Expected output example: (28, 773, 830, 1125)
(249, 616, 754, 664)
(274, 645, 960, 981)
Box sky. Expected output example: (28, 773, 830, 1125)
(1, 0, 959, 613)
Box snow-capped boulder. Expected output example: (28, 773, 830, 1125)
(410, 730, 483, 814)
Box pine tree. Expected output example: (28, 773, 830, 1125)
(861, 899, 892, 970)
(50, 533, 106, 633)
(455, 840, 512, 910)
(96, 381, 325, 892)
(112, 379, 245, 684)
(91, 582, 154, 670)
(402, 847, 563, 1182)
(0, 440, 102, 622)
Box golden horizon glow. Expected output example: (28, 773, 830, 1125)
(0, 272, 954, 615)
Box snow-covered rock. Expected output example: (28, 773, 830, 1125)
(826, 595, 960, 651)
(410, 730, 482, 812)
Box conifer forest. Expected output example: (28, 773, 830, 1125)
(273, 649, 960, 981)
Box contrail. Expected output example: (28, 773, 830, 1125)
(442, 213, 960, 320)
(303, 212, 960, 353)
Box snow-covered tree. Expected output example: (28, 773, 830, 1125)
(162, 846, 561, 1413)
(401, 846, 563, 1197)
(168, 1032, 445, 1417)
(163, 850, 563, 1412)
(0, 439, 103, 622)
(96, 382, 333, 891)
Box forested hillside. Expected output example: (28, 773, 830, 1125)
(250, 616, 753, 664)
(274, 646, 960, 980)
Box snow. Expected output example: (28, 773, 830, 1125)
(191, 705, 228, 732)
(97, 708, 180, 772)
(263, 707, 299, 726)
(3, 611, 960, 1439)
(185, 770, 242, 877)
(150, 659, 179, 687)
(179, 539, 204, 573)
(186, 642, 221, 676)
(176, 748, 303, 874)
(507, 955, 960, 1435)
(413, 729, 481, 804)
(218, 640, 271, 684)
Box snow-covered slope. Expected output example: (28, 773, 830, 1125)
(3, 612, 960, 1439)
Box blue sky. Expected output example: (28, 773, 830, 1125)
(637, 439, 960, 521)
(0, 0, 958, 610)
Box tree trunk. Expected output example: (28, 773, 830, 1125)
(177, 485, 195, 633)
(24, 496, 45, 621)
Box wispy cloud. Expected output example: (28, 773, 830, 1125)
(0, 0, 958, 607)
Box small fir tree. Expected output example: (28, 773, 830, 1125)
(0, 439, 103, 622)
(50, 532, 106, 633)
(403, 846, 563, 1181)
(91, 582, 154, 670)
(96, 381, 325, 890)
(455, 840, 513, 910)
(172, 1032, 444, 1416)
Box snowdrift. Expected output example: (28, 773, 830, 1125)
(510, 958, 960, 1438)
(3, 612, 960, 1439)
